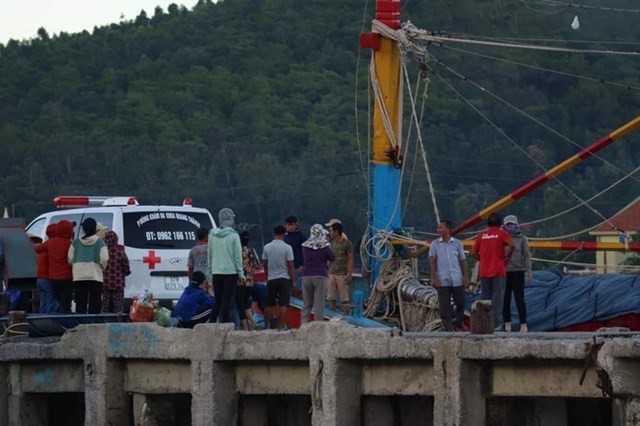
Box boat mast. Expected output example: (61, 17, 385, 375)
(360, 0, 403, 280)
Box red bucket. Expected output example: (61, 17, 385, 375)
(252, 268, 266, 283)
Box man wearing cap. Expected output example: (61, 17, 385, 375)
(325, 218, 350, 241)
(284, 216, 306, 297)
(327, 221, 353, 315)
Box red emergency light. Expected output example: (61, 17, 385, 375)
(183, 198, 193, 207)
(53, 196, 138, 208)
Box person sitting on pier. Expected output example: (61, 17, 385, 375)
(173, 271, 215, 328)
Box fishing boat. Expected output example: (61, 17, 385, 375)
(283, 0, 640, 333)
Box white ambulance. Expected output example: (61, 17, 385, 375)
(25, 196, 216, 307)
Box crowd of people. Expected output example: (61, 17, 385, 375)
(173, 209, 354, 330)
(34, 218, 130, 315)
(429, 212, 532, 332)
(30, 207, 530, 333)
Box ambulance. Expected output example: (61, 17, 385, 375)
(25, 196, 216, 307)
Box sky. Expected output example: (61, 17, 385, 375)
(0, 0, 200, 44)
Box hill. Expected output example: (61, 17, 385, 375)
(0, 0, 638, 254)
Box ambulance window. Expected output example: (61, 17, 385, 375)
(122, 211, 214, 250)
(79, 213, 114, 238)
(25, 218, 46, 240)
(50, 214, 84, 238)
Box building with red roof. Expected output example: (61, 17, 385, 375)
(589, 197, 640, 273)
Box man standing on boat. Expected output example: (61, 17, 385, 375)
(429, 220, 469, 332)
(502, 215, 531, 333)
(263, 225, 295, 329)
(471, 212, 515, 330)
(327, 222, 353, 315)
(284, 216, 306, 298)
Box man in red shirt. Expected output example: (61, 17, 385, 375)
(471, 212, 515, 329)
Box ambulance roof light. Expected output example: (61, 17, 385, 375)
(53, 195, 138, 208)
(54, 196, 106, 208)
(183, 198, 193, 207)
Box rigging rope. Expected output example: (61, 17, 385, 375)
(401, 64, 441, 224)
(422, 33, 640, 56)
(522, 0, 640, 14)
(402, 71, 424, 219)
(431, 66, 622, 232)
(369, 56, 400, 151)
(438, 44, 640, 92)
(373, 19, 640, 56)
(443, 32, 640, 47)
(523, 165, 640, 228)
(431, 49, 640, 186)
(354, 0, 371, 188)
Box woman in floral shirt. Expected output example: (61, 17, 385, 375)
(240, 231, 261, 330)
(102, 231, 131, 313)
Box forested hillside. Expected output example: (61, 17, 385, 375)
(0, 0, 638, 258)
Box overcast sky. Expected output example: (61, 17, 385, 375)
(0, 0, 200, 43)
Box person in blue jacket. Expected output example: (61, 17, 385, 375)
(173, 271, 215, 328)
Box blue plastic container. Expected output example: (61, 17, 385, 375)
(352, 290, 364, 317)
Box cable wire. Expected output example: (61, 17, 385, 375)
(523, 0, 640, 13)
(437, 44, 640, 92)
(429, 54, 640, 188)
(430, 64, 621, 231)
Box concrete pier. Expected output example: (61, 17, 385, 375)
(1, 322, 640, 425)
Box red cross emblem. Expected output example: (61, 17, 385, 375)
(143, 250, 162, 269)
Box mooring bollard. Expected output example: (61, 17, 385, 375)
(6, 310, 29, 337)
(470, 300, 494, 334)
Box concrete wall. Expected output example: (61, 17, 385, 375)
(1, 322, 640, 425)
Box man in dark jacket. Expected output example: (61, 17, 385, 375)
(173, 271, 214, 328)
(284, 216, 306, 297)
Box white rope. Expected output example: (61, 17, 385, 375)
(1, 322, 29, 339)
(373, 19, 640, 57)
(444, 32, 640, 47)
(369, 56, 400, 150)
(438, 44, 640, 92)
(419, 33, 640, 57)
(401, 63, 441, 224)
(372, 20, 430, 65)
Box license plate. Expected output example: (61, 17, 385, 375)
(164, 276, 186, 291)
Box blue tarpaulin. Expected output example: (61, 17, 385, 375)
(466, 268, 640, 331)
